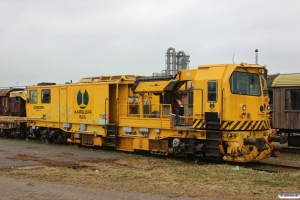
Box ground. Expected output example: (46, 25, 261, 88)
(0, 139, 299, 200)
(0, 177, 198, 200)
(0, 139, 197, 200)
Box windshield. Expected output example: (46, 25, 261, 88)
(230, 72, 261, 96)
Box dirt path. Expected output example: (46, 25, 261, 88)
(0, 177, 197, 200)
(0, 139, 199, 200)
(0, 139, 119, 168)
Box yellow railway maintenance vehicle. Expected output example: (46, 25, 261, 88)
(130, 62, 286, 162)
(25, 63, 286, 162)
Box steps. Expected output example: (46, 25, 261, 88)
(205, 130, 221, 157)
(204, 113, 221, 157)
(106, 123, 118, 147)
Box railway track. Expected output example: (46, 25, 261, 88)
(178, 155, 300, 173)
(279, 146, 300, 154)
(244, 162, 300, 173)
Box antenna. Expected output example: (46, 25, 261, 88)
(232, 54, 235, 63)
(255, 49, 258, 64)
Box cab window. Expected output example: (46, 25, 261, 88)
(41, 89, 51, 103)
(208, 81, 217, 102)
(230, 72, 261, 96)
(29, 90, 38, 103)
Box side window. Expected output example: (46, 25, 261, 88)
(41, 89, 51, 103)
(261, 75, 268, 96)
(285, 89, 300, 110)
(208, 81, 217, 102)
(29, 90, 38, 103)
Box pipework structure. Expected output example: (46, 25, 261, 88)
(164, 47, 190, 76)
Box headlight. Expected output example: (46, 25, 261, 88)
(242, 104, 246, 110)
(267, 105, 270, 110)
(172, 138, 181, 148)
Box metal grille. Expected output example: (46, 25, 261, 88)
(82, 135, 93, 145)
(150, 139, 167, 151)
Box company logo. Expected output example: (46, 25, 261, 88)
(77, 89, 89, 109)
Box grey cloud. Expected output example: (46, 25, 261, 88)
(0, 0, 299, 86)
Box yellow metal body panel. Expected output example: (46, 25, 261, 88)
(134, 80, 173, 93)
(118, 137, 134, 151)
(26, 79, 135, 141)
(93, 136, 103, 146)
(187, 64, 269, 125)
(133, 138, 150, 150)
(27, 84, 110, 134)
(119, 117, 170, 129)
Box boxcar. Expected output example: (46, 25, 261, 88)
(268, 73, 300, 147)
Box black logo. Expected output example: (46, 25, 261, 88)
(77, 89, 89, 109)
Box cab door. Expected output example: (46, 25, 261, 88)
(205, 80, 222, 157)
(206, 80, 219, 128)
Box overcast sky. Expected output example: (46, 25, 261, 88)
(1, 0, 299, 87)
